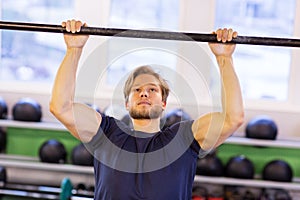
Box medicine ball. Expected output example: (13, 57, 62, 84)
(196, 153, 224, 177)
(121, 114, 133, 128)
(122, 114, 166, 129)
(86, 103, 101, 113)
(39, 139, 67, 164)
(262, 160, 293, 182)
(13, 98, 42, 122)
(0, 97, 7, 119)
(225, 155, 255, 179)
(71, 143, 94, 166)
(0, 166, 6, 187)
(0, 128, 6, 153)
(163, 108, 191, 129)
(104, 104, 127, 120)
(245, 115, 278, 140)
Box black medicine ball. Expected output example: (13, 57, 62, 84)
(196, 154, 224, 177)
(71, 143, 94, 166)
(246, 115, 278, 140)
(163, 108, 191, 129)
(0, 97, 7, 119)
(86, 103, 101, 113)
(0, 129, 6, 153)
(262, 160, 293, 182)
(225, 155, 255, 179)
(121, 114, 133, 128)
(122, 114, 166, 129)
(39, 139, 67, 164)
(13, 98, 42, 122)
(0, 166, 6, 187)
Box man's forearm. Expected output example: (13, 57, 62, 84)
(50, 48, 83, 115)
(217, 55, 244, 126)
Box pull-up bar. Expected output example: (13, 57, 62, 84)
(0, 20, 300, 48)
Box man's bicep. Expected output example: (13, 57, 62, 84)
(73, 103, 102, 143)
(191, 112, 227, 150)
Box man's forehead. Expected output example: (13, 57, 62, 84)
(132, 82, 160, 88)
(132, 74, 160, 87)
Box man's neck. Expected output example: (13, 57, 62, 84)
(132, 118, 161, 133)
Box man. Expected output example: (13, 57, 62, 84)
(50, 19, 244, 199)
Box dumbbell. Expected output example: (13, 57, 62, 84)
(60, 178, 73, 200)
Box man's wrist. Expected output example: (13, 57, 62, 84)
(216, 55, 233, 68)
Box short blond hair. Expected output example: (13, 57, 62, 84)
(123, 65, 170, 103)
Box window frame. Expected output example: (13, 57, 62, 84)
(1, 0, 300, 135)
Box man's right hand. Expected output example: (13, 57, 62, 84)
(62, 19, 89, 49)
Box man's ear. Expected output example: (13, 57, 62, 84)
(125, 101, 129, 110)
(162, 101, 167, 110)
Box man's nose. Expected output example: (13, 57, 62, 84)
(140, 89, 148, 97)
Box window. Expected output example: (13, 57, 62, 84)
(1, 1, 74, 82)
(106, 0, 180, 86)
(215, 0, 296, 101)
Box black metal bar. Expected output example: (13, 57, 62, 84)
(1, 20, 300, 47)
(0, 183, 94, 200)
(0, 188, 60, 199)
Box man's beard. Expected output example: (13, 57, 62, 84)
(129, 105, 163, 120)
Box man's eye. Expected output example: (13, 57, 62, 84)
(150, 88, 157, 92)
(135, 88, 140, 92)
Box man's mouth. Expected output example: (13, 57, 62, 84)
(137, 101, 151, 106)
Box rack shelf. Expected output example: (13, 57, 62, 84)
(2, 154, 300, 192)
(194, 175, 300, 191)
(0, 155, 94, 186)
(0, 154, 93, 174)
(1, 119, 300, 149)
(0, 119, 66, 131)
(226, 136, 300, 149)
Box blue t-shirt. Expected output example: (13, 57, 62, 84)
(86, 114, 201, 200)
